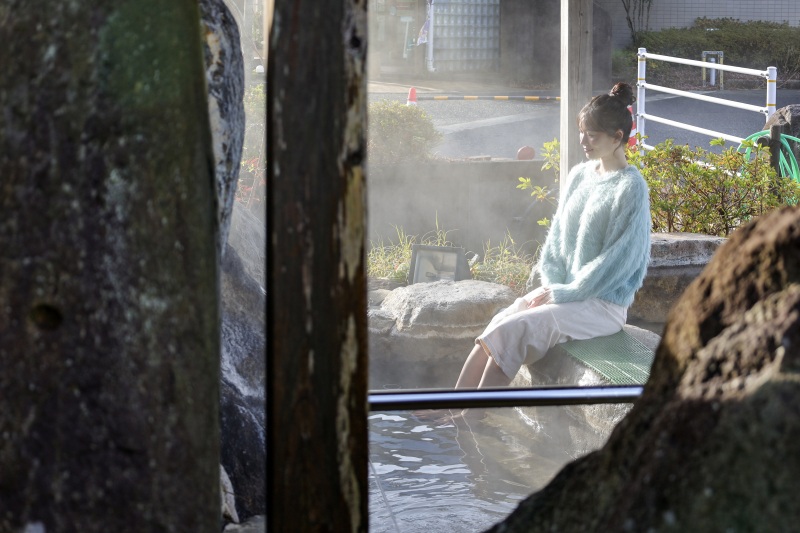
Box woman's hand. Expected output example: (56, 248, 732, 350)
(526, 287, 553, 309)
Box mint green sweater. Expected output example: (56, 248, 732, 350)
(539, 161, 651, 307)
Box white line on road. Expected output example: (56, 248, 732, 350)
(438, 109, 557, 134)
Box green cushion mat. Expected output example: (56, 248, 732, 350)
(556, 330, 656, 385)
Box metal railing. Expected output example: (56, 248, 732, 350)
(368, 385, 642, 411)
(636, 48, 777, 150)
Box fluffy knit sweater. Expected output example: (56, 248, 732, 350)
(538, 161, 651, 307)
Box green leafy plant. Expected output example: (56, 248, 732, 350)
(539, 138, 560, 176)
(517, 138, 560, 227)
(520, 136, 800, 237)
(629, 137, 800, 236)
(367, 101, 442, 164)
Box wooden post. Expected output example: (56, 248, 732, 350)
(769, 123, 787, 176)
(0, 3, 219, 531)
(560, 0, 593, 184)
(267, 0, 369, 530)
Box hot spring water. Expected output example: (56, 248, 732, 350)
(368, 402, 627, 532)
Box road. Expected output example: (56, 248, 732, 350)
(368, 83, 800, 159)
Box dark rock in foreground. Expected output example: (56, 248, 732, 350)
(488, 206, 800, 532)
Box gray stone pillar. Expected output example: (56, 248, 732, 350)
(0, 3, 220, 531)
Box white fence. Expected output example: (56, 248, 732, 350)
(635, 47, 777, 150)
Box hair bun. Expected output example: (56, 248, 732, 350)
(609, 82, 636, 106)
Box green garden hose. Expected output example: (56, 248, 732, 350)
(740, 130, 800, 183)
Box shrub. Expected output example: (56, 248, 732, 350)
(523, 137, 800, 237)
(368, 101, 442, 164)
(629, 137, 800, 236)
(612, 49, 638, 80)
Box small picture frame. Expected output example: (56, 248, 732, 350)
(407, 245, 472, 285)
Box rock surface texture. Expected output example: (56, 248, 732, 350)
(630, 232, 726, 324)
(199, 0, 261, 522)
(765, 104, 800, 162)
(220, 205, 266, 521)
(369, 280, 517, 388)
(488, 206, 800, 532)
(0, 4, 220, 531)
(200, 0, 245, 258)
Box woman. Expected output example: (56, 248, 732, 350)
(455, 82, 651, 389)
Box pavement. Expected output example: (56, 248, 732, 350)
(368, 76, 800, 160)
(368, 77, 558, 96)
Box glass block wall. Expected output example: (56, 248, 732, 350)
(431, 0, 500, 72)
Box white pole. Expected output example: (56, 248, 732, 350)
(709, 57, 716, 87)
(426, 1, 436, 72)
(402, 20, 410, 59)
(242, 0, 247, 46)
(637, 47, 647, 147)
(767, 66, 777, 119)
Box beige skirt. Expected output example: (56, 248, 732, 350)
(477, 287, 627, 379)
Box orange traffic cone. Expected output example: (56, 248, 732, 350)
(627, 105, 638, 148)
(406, 87, 418, 106)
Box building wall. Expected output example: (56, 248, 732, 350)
(595, 0, 800, 49)
(499, 1, 612, 89)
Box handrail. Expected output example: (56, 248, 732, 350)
(369, 385, 643, 411)
(642, 51, 769, 78)
(641, 113, 745, 145)
(636, 48, 777, 150)
(642, 83, 767, 115)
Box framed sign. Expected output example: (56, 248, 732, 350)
(407, 244, 472, 284)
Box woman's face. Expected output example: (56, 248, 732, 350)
(579, 128, 623, 161)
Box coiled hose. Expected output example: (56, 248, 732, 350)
(740, 130, 800, 183)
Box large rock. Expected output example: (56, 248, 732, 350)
(224, 515, 266, 533)
(630, 232, 726, 324)
(199, 1, 261, 521)
(220, 205, 266, 520)
(368, 280, 517, 388)
(511, 325, 661, 455)
(765, 104, 800, 162)
(200, 0, 245, 257)
(487, 206, 800, 532)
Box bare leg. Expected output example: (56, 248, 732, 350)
(455, 344, 491, 389)
(477, 356, 512, 388)
(455, 344, 513, 389)
(451, 346, 512, 420)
